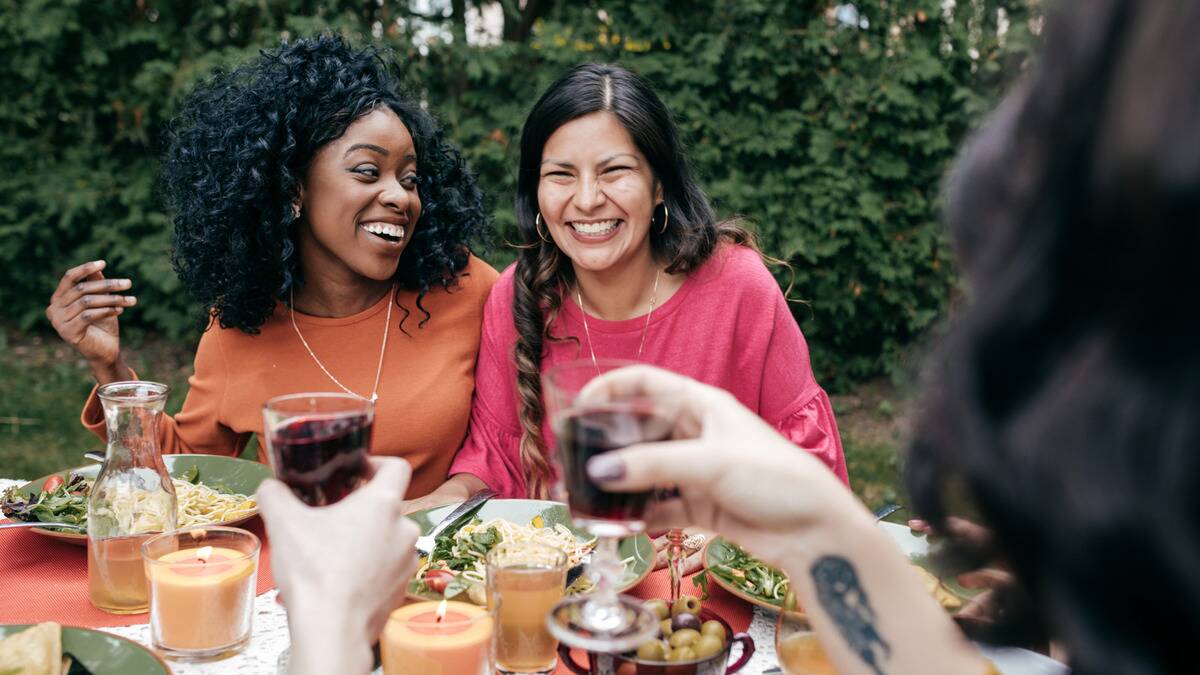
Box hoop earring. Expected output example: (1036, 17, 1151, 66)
(659, 203, 670, 235)
(535, 213, 551, 243)
(292, 203, 301, 220)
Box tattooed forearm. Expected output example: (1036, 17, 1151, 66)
(811, 555, 891, 675)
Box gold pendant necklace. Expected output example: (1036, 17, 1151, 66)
(290, 286, 392, 403)
(576, 269, 660, 373)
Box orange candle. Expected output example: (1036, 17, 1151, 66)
(382, 600, 494, 675)
(142, 526, 260, 660)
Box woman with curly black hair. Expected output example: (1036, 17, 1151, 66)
(45, 35, 497, 498)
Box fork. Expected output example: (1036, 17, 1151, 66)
(413, 490, 495, 557)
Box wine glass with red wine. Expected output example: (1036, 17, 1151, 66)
(262, 393, 374, 506)
(542, 359, 670, 653)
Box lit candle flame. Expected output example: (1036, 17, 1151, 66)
(435, 598, 448, 623)
(196, 546, 213, 562)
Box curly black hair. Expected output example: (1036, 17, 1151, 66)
(161, 35, 488, 333)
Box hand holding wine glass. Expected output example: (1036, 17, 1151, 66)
(577, 365, 856, 571)
(581, 365, 991, 675)
(541, 359, 671, 653)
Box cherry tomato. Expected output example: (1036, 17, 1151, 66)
(423, 569, 455, 593)
(42, 475, 64, 492)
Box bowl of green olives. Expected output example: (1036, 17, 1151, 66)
(557, 596, 755, 674)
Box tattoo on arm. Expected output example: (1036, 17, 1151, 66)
(811, 555, 891, 675)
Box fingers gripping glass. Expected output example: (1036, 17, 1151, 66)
(542, 359, 669, 653)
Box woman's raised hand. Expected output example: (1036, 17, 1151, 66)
(46, 260, 136, 383)
(580, 365, 861, 569)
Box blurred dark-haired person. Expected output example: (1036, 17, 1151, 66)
(411, 62, 848, 567)
(580, 1, 1200, 674)
(45, 35, 497, 498)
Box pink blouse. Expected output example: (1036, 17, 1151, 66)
(449, 243, 848, 497)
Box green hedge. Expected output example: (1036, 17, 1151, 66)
(0, 0, 1035, 389)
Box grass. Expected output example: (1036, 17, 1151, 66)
(830, 381, 912, 513)
(0, 329, 194, 479)
(0, 327, 912, 510)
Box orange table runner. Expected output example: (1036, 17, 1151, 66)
(0, 518, 275, 627)
(1, 519, 754, 672)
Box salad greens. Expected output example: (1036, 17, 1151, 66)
(1, 473, 90, 529)
(706, 540, 790, 605)
(412, 516, 502, 601)
(429, 519, 501, 572)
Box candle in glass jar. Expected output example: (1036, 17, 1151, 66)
(146, 545, 257, 650)
(382, 600, 493, 675)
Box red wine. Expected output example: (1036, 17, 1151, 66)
(269, 414, 372, 506)
(557, 407, 672, 527)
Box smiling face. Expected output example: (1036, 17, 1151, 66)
(297, 107, 421, 289)
(538, 112, 661, 275)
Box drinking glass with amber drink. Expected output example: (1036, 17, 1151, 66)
(487, 542, 568, 675)
(775, 591, 836, 675)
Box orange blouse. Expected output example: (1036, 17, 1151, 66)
(80, 256, 499, 499)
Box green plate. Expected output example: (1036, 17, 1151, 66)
(703, 522, 981, 613)
(0, 624, 171, 674)
(701, 536, 789, 611)
(5, 454, 271, 545)
(406, 499, 654, 600)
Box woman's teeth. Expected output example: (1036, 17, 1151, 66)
(569, 219, 620, 236)
(362, 222, 405, 242)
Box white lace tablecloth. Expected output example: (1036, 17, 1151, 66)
(0, 477, 781, 674)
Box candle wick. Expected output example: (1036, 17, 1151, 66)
(196, 545, 214, 563)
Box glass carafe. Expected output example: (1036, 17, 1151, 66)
(87, 381, 177, 614)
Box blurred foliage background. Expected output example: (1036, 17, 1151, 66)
(0, 1, 1040, 496)
(0, 0, 1039, 388)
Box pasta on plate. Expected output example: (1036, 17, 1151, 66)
(172, 478, 257, 527)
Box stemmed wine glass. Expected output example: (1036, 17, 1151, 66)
(542, 359, 670, 653)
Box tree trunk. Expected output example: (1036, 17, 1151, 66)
(451, 0, 467, 45)
(502, 0, 549, 43)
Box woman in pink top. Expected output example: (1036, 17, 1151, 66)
(413, 63, 846, 510)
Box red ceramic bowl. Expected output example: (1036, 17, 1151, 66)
(558, 607, 755, 675)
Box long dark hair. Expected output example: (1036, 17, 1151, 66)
(906, 2, 1200, 672)
(162, 35, 487, 333)
(512, 63, 757, 497)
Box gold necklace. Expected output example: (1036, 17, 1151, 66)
(576, 269, 660, 373)
(289, 286, 392, 403)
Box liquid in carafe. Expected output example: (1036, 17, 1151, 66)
(87, 533, 155, 613)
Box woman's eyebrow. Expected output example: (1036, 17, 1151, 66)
(540, 152, 639, 169)
(344, 143, 389, 157)
(598, 152, 639, 166)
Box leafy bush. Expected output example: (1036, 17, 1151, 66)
(0, 0, 1036, 388)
